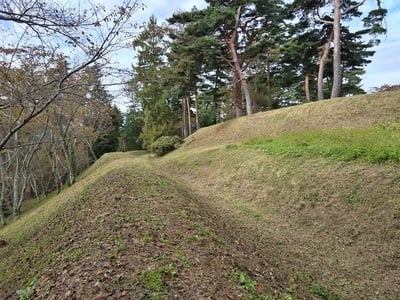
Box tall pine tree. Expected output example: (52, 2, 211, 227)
(129, 16, 177, 148)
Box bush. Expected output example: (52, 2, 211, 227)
(149, 136, 183, 157)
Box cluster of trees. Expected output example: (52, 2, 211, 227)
(0, 61, 122, 222)
(0, 0, 141, 223)
(126, 0, 387, 147)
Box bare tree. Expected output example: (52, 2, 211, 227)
(0, 0, 143, 151)
(0, 0, 143, 222)
(0, 116, 49, 220)
(11, 122, 47, 220)
(0, 153, 10, 225)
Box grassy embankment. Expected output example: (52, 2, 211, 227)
(1, 91, 400, 299)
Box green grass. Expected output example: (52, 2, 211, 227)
(16, 277, 37, 300)
(237, 205, 261, 219)
(311, 284, 341, 300)
(244, 123, 400, 163)
(138, 263, 177, 299)
(229, 268, 267, 299)
(2, 93, 400, 299)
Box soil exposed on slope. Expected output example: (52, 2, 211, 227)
(0, 157, 282, 299)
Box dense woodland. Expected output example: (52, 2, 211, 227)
(0, 0, 390, 223)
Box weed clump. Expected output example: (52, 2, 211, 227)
(138, 263, 176, 299)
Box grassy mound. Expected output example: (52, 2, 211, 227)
(1, 91, 399, 299)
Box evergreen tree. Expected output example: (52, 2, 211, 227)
(169, 0, 286, 117)
(129, 16, 177, 149)
(168, 7, 224, 135)
(286, 0, 387, 100)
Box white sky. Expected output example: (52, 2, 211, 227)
(354, 0, 400, 91)
(1, 1, 395, 112)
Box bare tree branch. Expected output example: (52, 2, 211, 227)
(0, 0, 143, 151)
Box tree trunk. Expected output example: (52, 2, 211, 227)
(212, 68, 220, 124)
(228, 5, 252, 116)
(60, 140, 76, 187)
(242, 77, 252, 115)
(194, 89, 200, 130)
(49, 145, 63, 193)
(304, 73, 310, 102)
(86, 140, 98, 162)
(0, 155, 7, 226)
(15, 172, 28, 221)
(186, 96, 192, 136)
(0, 201, 5, 226)
(229, 42, 252, 115)
(46, 130, 62, 193)
(331, 0, 342, 98)
(182, 98, 188, 138)
(67, 145, 76, 186)
(11, 134, 24, 221)
(317, 31, 333, 100)
(12, 156, 22, 221)
(233, 71, 243, 117)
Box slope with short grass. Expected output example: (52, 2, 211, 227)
(156, 91, 400, 299)
(0, 91, 399, 299)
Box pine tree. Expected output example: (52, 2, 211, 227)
(168, 6, 224, 135)
(286, 0, 387, 100)
(129, 16, 177, 149)
(169, 0, 286, 117)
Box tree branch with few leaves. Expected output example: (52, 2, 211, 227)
(0, 0, 143, 151)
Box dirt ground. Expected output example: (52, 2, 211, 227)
(0, 160, 283, 299)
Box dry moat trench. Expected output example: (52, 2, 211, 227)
(1, 152, 399, 299)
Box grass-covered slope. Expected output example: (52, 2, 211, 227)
(156, 91, 400, 299)
(183, 91, 400, 150)
(1, 91, 399, 299)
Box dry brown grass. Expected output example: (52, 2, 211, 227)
(182, 91, 400, 150)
